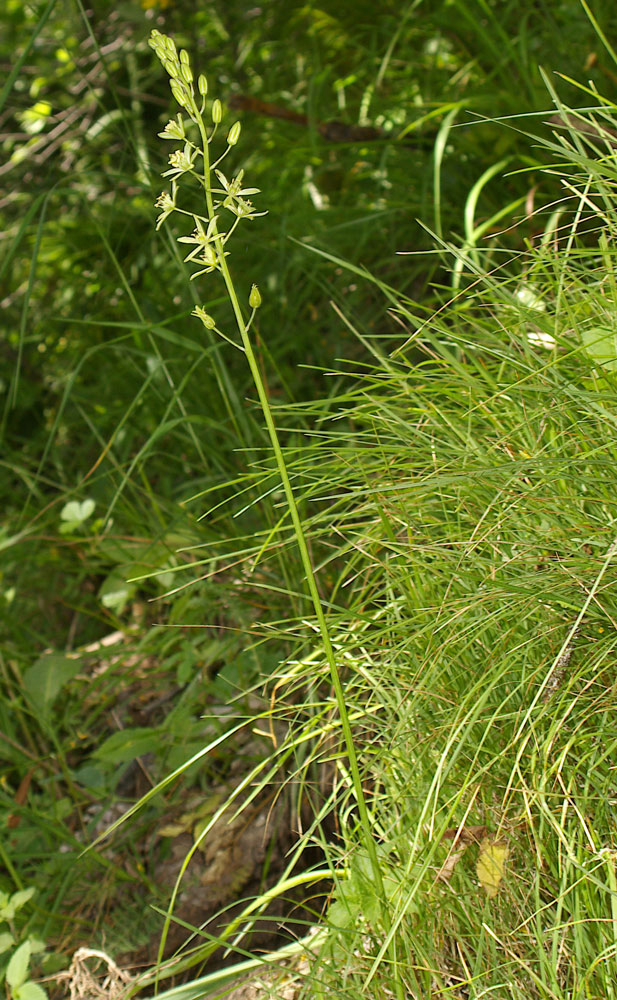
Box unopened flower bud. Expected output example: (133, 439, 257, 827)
(249, 284, 262, 309)
(180, 63, 193, 84)
(227, 121, 241, 146)
(180, 49, 189, 65)
(212, 99, 222, 124)
(171, 81, 188, 108)
(198, 74, 208, 96)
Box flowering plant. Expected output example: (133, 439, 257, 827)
(149, 33, 398, 983)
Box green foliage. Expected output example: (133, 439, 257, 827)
(3, 0, 617, 995)
(248, 127, 617, 996)
(323, 845, 418, 969)
(581, 325, 617, 372)
(22, 651, 82, 716)
(0, 890, 47, 1000)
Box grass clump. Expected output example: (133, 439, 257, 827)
(139, 93, 617, 1000)
(256, 125, 617, 997)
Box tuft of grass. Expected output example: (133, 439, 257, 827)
(135, 98, 617, 998)
(253, 104, 617, 998)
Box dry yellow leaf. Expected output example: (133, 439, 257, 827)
(476, 837, 509, 897)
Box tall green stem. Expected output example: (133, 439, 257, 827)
(203, 135, 402, 999)
(198, 116, 389, 896)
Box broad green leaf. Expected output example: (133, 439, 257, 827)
(9, 889, 35, 914)
(23, 653, 81, 715)
(327, 898, 355, 930)
(72, 763, 108, 790)
(0, 931, 15, 954)
(59, 499, 95, 534)
(15, 981, 48, 1000)
(7, 941, 31, 990)
(93, 727, 161, 765)
(581, 326, 617, 372)
(98, 573, 134, 613)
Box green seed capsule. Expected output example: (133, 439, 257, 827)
(249, 284, 262, 309)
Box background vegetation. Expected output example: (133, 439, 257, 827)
(3, 1, 617, 997)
